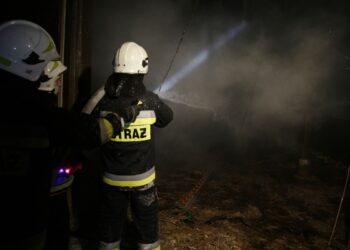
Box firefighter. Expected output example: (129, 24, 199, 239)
(0, 20, 139, 250)
(94, 42, 173, 250)
(46, 147, 83, 250)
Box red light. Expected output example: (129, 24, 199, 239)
(65, 168, 71, 174)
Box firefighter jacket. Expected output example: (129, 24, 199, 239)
(0, 71, 117, 242)
(93, 87, 173, 189)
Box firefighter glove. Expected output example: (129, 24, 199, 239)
(119, 105, 141, 123)
(104, 112, 123, 137)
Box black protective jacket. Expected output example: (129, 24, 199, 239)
(92, 74, 173, 183)
(0, 71, 112, 242)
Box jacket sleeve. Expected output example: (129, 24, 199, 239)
(46, 107, 117, 150)
(144, 92, 173, 128)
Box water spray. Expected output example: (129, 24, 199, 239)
(156, 21, 247, 94)
(155, 21, 247, 110)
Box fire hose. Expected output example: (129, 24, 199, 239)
(175, 168, 212, 222)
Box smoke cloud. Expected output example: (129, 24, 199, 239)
(90, 0, 350, 165)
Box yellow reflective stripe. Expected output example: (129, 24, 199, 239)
(43, 37, 55, 53)
(102, 118, 114, 138)
(111, 124, 150, 142)
(154, 247, 160, 250)
(0, 56, 11, 66)
(50, 60, 59, 71)
(109, 110, 156, 142)
(103, 172, 155, 187)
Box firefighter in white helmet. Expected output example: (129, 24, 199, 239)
(93, 42, 173, 250)
(0, 20, 138, 250)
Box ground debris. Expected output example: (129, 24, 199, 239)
(158, 152, 348, 249)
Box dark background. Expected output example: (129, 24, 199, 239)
(2, 0, 350, 178)
(2, 0, 350, 247)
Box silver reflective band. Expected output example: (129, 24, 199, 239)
(102, 166, 156, 187)
(99, 240, 120, 250)
(137, 110, 156, 118)
(50, 175, 74, 193)
(138, 241, 160, 250)
(104, 166, 155, 181)
(124, 110, 156, 126)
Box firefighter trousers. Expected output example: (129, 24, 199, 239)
(98, 182, 159, 246)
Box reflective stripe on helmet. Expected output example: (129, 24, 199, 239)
(0, 55, 11, 66)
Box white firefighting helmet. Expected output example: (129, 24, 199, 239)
(0, 20, 60, 82)
(114, 41, 149, 74)
(38, 60, 67, 93)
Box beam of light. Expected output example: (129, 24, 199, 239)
(156, 20, 247, 93)
(158, 50, 209, 92)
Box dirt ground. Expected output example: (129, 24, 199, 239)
(71, 149, 350, 250)
(155, 151, 350, 250)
